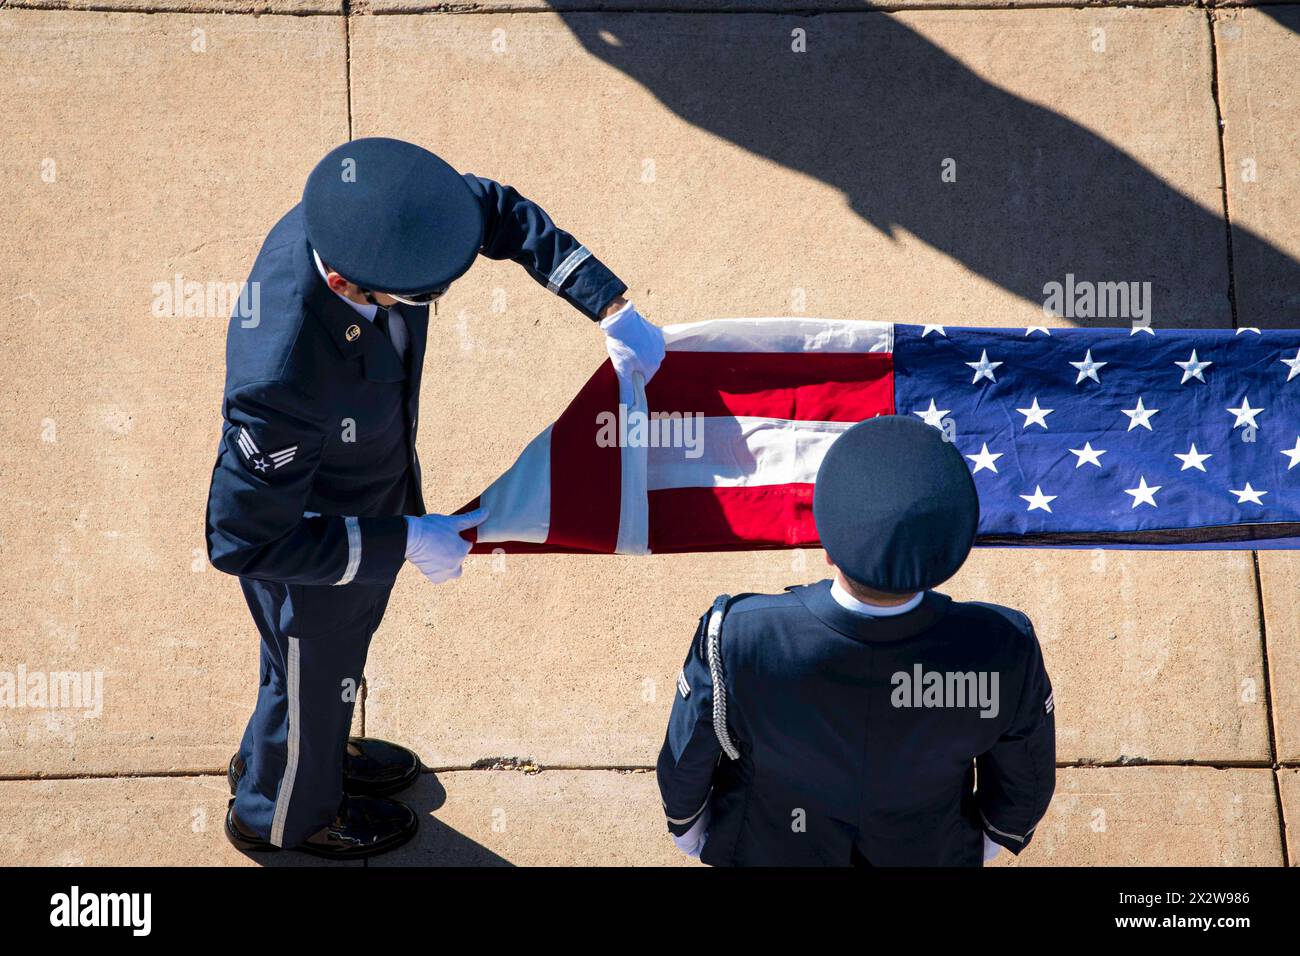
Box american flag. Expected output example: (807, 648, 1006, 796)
(461, 319, 1300, 554)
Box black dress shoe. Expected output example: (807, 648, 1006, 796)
(224, 795, 418, 860)
(228, 737, 422, 798)
(341, 737, 423, 796)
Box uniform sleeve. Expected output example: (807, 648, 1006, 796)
(656, 612, 724, 836)
(205, 380, 408, 586)
(976, 616, 1056, 854)
(464, 174, 628, 320)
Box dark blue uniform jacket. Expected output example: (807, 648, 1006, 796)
(657, 581, 1056, 866)
(205, 176, 626, 633)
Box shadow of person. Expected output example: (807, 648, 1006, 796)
(556, 8, 1300, 329)
(234, 772, 511, 867)
(366, 772, 515, 867)
(1258, 5, 1300, 36)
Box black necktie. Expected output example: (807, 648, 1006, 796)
(374, 306, 410, 377)
(373, 306, 392, 342)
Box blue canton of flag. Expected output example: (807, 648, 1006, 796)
(893, 324, 1300, 548)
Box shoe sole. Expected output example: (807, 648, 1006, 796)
(228, 753, 423, 799)
(224, 800, 419, 861)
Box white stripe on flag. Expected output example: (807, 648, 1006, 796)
(647, 416, 855, 490)
(663, 318, 893, 354)
(614, 372, 650, 556)
(476, 425, 554, 544)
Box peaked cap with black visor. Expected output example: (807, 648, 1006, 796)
(303, 137, 484, 304)
(813, 415, 981, 594)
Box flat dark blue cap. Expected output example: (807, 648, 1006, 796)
(303, 138, 483, 296)
(813, 415, 979, 593)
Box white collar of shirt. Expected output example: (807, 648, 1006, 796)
(312, 248, 380, 323)
(829, 579, 924, 617)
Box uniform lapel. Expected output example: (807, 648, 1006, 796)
(394, 302, 429, 396)
(394, 302, 429, 516)
(793, 580, 951, 643)
(394, 303, 428, 436)
(299, 238, 406, 384)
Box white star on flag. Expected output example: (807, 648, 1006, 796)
(1283, 437, 1300, 470)
(1020, 485, 1056, 513)
(1130, 325, 1155, 336)
(1016, 397, 1053, 429)
(1227, 396, 1264, 429)
(921, 326, 946, 338)
(1024, 326, 1051, 336)
(1175, 350, 1212, 384)
(1069, 442, 1106, 468)
(966, 350, 1003, 384)
(913, 399, 950, 429)
(1281, 349, 1300, 383)
(966, 443, 1003, 474)
(1122, 397, 1159, 431)
(1236, 328, 1262, 335)
(1069, 349, 1107, 384)
(1229, 483, 1267, 505)
(1174, 443, 1212, 472)
(1125, 476, 1161, 508)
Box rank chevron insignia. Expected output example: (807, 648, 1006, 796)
(236, 426, 298, 474)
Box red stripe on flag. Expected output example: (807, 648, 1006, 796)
(457, 495, 483, 549)
(648, 485, 820, 553)
(461, 496, 576, 555)
(469, 540, 602, 555)
(646, 351, 894, 421)
(545, 360, 622, 553)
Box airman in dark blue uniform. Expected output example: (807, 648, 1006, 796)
(208, 138, 664, 858)
(657, 415, 1056, 866)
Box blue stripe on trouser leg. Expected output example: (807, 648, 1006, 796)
(233, 577, 391, 848)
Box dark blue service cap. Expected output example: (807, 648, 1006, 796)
(302, 137, 484, 296)
(813, 415, 979, 593)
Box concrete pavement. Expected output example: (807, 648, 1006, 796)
(0, 3, 1296, 865)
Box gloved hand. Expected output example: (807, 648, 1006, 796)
(671, 807, 710, 859)
(982, 833, 1003, 864)
(600, 300, 665, 383)
(404, 508, 489, 585)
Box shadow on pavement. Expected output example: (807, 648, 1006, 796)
(228, 773, 511, 866)
(368, 772, 514, 867)
(1259, 5, 1300, 36)
(556, 6, 1300, 329)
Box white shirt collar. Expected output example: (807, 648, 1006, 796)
(829, 578, 923, 617)
(312, 248, 379, 322)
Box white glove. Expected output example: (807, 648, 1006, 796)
(983, 833, 1003, 863)
(600, 301, 665, 383)
(404, 508, 489, 585)
(671, 807, 710, 859)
